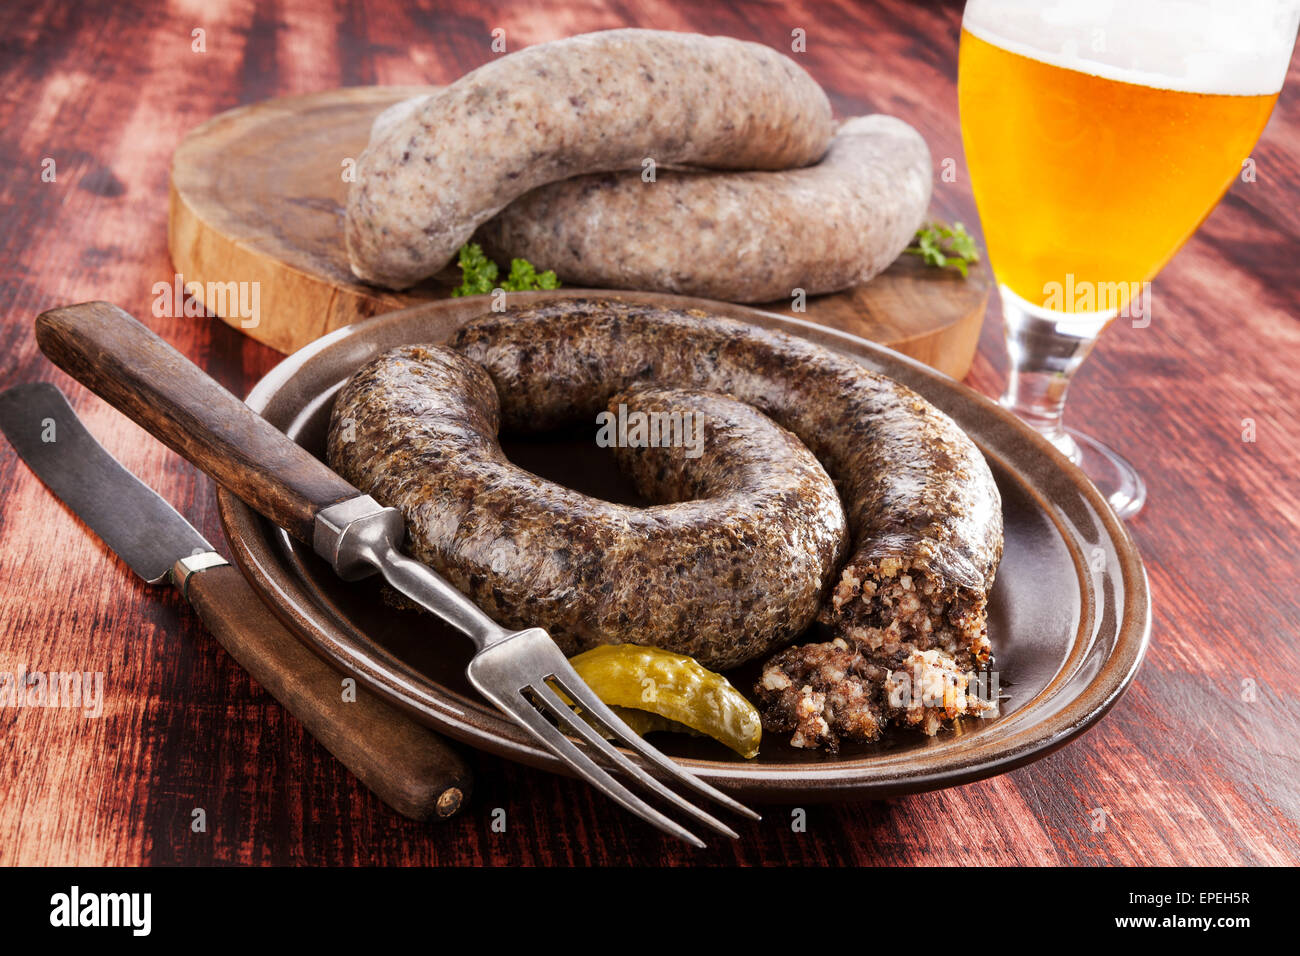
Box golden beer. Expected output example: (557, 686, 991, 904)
(956, 0, 1296, 519)
(959, 25, 1280, 315)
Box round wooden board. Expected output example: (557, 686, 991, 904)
(169, 87, 991, 377)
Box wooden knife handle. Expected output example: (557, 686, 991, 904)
(36, 301, 358, 542)
(183, 561, 472, 821)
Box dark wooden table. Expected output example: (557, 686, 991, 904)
(2, 0, 1297, 866)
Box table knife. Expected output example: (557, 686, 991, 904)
(0, 381, 471, 822)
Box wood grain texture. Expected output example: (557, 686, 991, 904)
(182, 562, 471, 822)
(168, 85, 990, 375)
(0, 0, 1297, 866)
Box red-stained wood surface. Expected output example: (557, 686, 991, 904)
(1, 0, 1297, 866)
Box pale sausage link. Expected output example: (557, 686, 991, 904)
(345, 29, 834, 289)
(475, 115, 932, 303)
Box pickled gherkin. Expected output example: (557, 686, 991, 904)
(566, 644, 762, 758)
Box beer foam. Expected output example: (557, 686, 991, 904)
(963, 0, 1298, 95)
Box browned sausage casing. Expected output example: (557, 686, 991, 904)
(326, 345, 848, 669)
(449, 300, 1004, 672)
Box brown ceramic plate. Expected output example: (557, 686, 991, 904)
(217, 291, 1150, 801)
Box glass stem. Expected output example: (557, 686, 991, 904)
(997, 288, 1113, 463)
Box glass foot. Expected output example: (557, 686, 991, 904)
(993, 287, 1146, 519)
(1049, 426, 1147, 520)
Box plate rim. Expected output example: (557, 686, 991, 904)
(217, 289, 1151, 800)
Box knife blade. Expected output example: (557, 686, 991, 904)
(0, 381, 472, 822)
(0, 382, 212, 583)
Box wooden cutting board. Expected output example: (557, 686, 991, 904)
(168, 87, 990, 378)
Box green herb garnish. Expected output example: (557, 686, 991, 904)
(450, 243, 560, 296)
(503, 256, 561, 291)
(905, 221, 980, 278)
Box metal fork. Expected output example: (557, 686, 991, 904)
(315, 497, 761, 846)
(36, 301, 759, 848)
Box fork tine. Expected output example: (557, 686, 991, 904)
(530, 683, 740, 841)
(548, 662, 762, 822)
(494, 686, 708, 847)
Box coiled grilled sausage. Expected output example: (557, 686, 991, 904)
(326, 345, 848, 669)
(475, 115, 932, 302)
(345, 29, 834, 289)
(448, 300, 1004, 672)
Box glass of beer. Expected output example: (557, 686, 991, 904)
(958, 0, 1298, 517)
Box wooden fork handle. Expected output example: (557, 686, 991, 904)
(36, 301, 359, 542)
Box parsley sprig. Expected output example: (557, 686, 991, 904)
(905, 221, 980, 278)
(450, 242, 560, 297)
